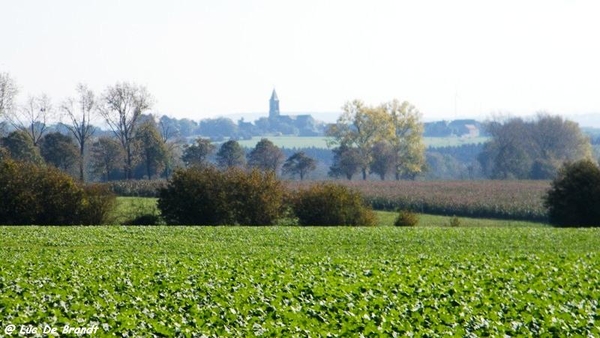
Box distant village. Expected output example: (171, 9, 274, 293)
(197, 89, 486, 141)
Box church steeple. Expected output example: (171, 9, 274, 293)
(269, 89, 280, 119)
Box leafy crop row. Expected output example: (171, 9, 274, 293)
(1, 226, 598, 336)
(289, 180, 550, 221)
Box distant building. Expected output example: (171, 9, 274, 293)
(266, 89, 324, 136)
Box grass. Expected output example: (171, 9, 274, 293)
(0, 226, 597, 336)
(236, 136, 489, 149)
(112, 197, 548, 227)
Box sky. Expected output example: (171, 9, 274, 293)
(2, 0, 600, 123)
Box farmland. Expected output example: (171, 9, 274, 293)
(236, 136, 488, 149)
(289, 180, 551, 222)
(1, 226, 598, 336)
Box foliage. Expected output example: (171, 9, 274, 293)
(327, 99, 425, 180)
(182, 137, 215, 167)
(1, 226, 599, 336)
(394, 209, 419, 226)
(0, 159, 115, 225)
(0, 129, 42, 163)
(98, 82, 153, 179)
(290, 183, 376, 226)
(247, 138, 285, 173)
(79, 184, 118, 225)
(158, 167, 285, 225)
(39, 132, 79, 172)
(216, 139, 246, 169)
(544, 159, 600, 227)
(136, 120, 168, 178)
(282, 151, 317, 180)
(90, 136, 125, 181)
(288, 180, 550, 221)
(448, 215, 461, 227)
(107, 180, 166, 197)
(329, 144, 361, 180)
(479, 114, 592, 179)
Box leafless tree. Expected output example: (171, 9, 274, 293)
(60, 84, 97, 181)
(7, 93, 54, 146)
(0, 72, 18, 119)
(98, 82, 153, 179)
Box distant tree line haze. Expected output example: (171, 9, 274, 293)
(0, 71, 595, 182)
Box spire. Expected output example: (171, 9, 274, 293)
(270, 88, 279, 102)
(269, 88, 280, 119)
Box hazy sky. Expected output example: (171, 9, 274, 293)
(2, 0, 600, 122)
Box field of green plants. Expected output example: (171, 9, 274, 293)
(289, 180, 551, 222)
(1, 226, 598, 336)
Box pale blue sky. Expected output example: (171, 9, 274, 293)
(2, 0, 599, 122)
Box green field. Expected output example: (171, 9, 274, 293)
(236, 136, 488, 149)
(1, 225, 598, 336)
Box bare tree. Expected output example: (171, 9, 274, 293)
(98, 82, 153, 179)
(7, 93, 54, 146)
(60, 84, 97, 181)
(0, 72, 18, 119)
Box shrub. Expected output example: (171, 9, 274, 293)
(0, 159, 116, 225)
(157, 167, 285, 225)
(544, 159, 600, 227)
(79, 184, 118, 225)
(394, 210, 419, 227)
(291, 183, 376, 226)
(448, 215, 461, 227)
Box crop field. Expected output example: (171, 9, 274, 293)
(1, 226, 598, 336)
(289, 180, 551, 222)
(236, 136, 488, 149)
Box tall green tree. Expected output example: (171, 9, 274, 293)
(282, 151, 317, 180)
(0, 130, 42, 163)
(328, 145, 361, 180)
(216, 140, 246, 169)
(98, 82, 153, 179)
(247, 138, 284, 173)
(370, 141, 397, 180)
(136, 120, 168, 179)
(40, 132, 79, 173)
(182, 138, 215, 167)
(90, 136, 125, 181)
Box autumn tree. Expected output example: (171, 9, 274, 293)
(327, 100, 394, 180)
(182, 137, 215, 167)
(479, 114, 591, 179)
(216, 140, 246, 169)
(247, 138, 284, 173)
(60, 84, 97, 181)
(98, 82, 153, 179)
(39, 132, 79, 172)
(282, 151, 317, 180)
(90, 136, 125, 181)
(384, 100, 426, 180)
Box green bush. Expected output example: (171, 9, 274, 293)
(544, 159, 600, 227)
(0, 160, 116, 225)
(394, 210, 419, 227)
(448, 215, 461, 227)
(157, 167, 285, 225)
(291, 183, 376, 226)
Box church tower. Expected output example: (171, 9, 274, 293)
(269, 89, 280, 120)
